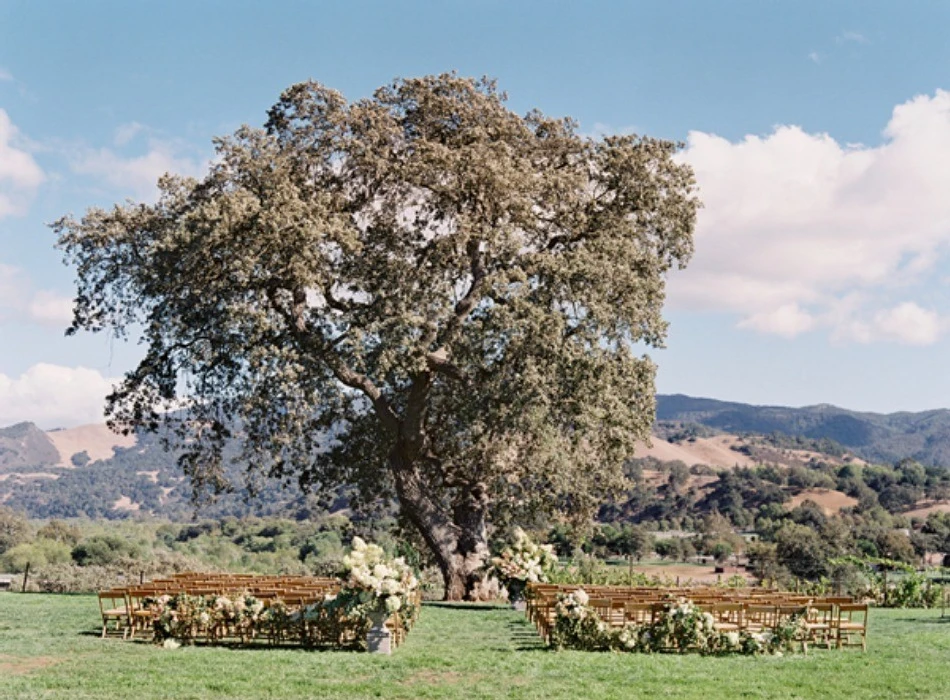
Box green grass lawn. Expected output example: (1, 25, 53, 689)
(1, 593, 949, 699)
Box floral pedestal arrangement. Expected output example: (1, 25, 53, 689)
(366, 610, 392, 655)
(508, 580, 528, 611)
(341, 537, 419, 655)
(490, 528, 557, 611)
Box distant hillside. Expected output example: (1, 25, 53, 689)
(0, 422, 334, 520)
(657, 394, 950, 466)
(0, 422, 60, 469)
(46, 424, 137, 467)
(3, 391, 950, 519)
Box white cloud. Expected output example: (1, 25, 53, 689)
(837, 30, 869, 45)
(0, 364, 119, 429)
(0, 108, 44, 217)
(737, 304, 815, 338)
(113, 121, 145, 147)
(808, 51, 821, 64)
(868, 302, 941, 346)
(0, 68, 12, 82)
(27, 290, 74, 325)
(672, 89, 950, 343)
(71, 137, 203, 200)
(0, 264, 73, 326)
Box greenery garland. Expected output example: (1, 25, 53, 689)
(550, 592, 807, 655)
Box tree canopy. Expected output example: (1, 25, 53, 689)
(55, 74, 698, 598)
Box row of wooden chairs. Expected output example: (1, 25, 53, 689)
(525, 584, 868, 651)
(98, 572, 421, 649)
(98, 572, 342, 640)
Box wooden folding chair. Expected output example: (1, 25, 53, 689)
(535, 597, 558, 642)
(125, 589, 156, 640)
(803, 603, 835, 652)
(98, 590, 129, 639)
(821, 596, 854, 605)
(712, 602, 745, 632)
(836, 603, 868, 651)
(588, 598, 613, 624)
(606, 599, 628, 628)
(744, 604, 776, 633)
(624, 601, 657, 625)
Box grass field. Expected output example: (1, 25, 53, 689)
(1, 593, 949, 699)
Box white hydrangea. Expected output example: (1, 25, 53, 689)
(340, 536, 419, 618)
(490, 528, 558, 587)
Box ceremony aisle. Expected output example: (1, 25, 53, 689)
(1, 593, 948, 699)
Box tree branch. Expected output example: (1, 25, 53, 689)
(266, 282, 400, 434)
(425, 348, 468, 384)
(423, 238, 488, 357)
(323, 354, 400, 434)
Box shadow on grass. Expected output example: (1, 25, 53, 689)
(895, 616, 950, 624)
(84, 635, 372, 653)
(506, 620, 549, 652)
(209, 643, 365, 654)
(422, 602, 509, 611)
(79, 626, 370, 653)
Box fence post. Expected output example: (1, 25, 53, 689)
(21, 562, 30, 593)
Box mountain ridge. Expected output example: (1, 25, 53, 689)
(2, 392, 950, 519)
(656, 394, 950, 466)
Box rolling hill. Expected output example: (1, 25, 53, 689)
(656, 394, 950, 466)
(2, 393, 950, 520)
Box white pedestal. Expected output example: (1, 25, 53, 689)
(367, 616, 392, 654)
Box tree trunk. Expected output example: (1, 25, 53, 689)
(444, 483, 490, 600)
(389, 452, 489, 601)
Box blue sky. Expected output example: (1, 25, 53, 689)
(2, 1, 950, 427)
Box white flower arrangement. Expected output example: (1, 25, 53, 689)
(555, 589, 592, 620)
(340, 536, 419, 618)
(490, 528, 558, 600)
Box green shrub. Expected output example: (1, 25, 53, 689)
(37, 520, 81, 545)
(72, 534, 141, 566)
(0, 507, 30, 555)
(1, 539, 72, 572)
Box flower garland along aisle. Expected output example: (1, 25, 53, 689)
(335, 537, 421, 654)
(142, 539, 420, 652)
(550, 591, 809, 656)
(148, 592, 266, 647)
(490, 528, 558, 610)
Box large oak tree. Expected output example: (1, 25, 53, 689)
(55, 75, 698, 599)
